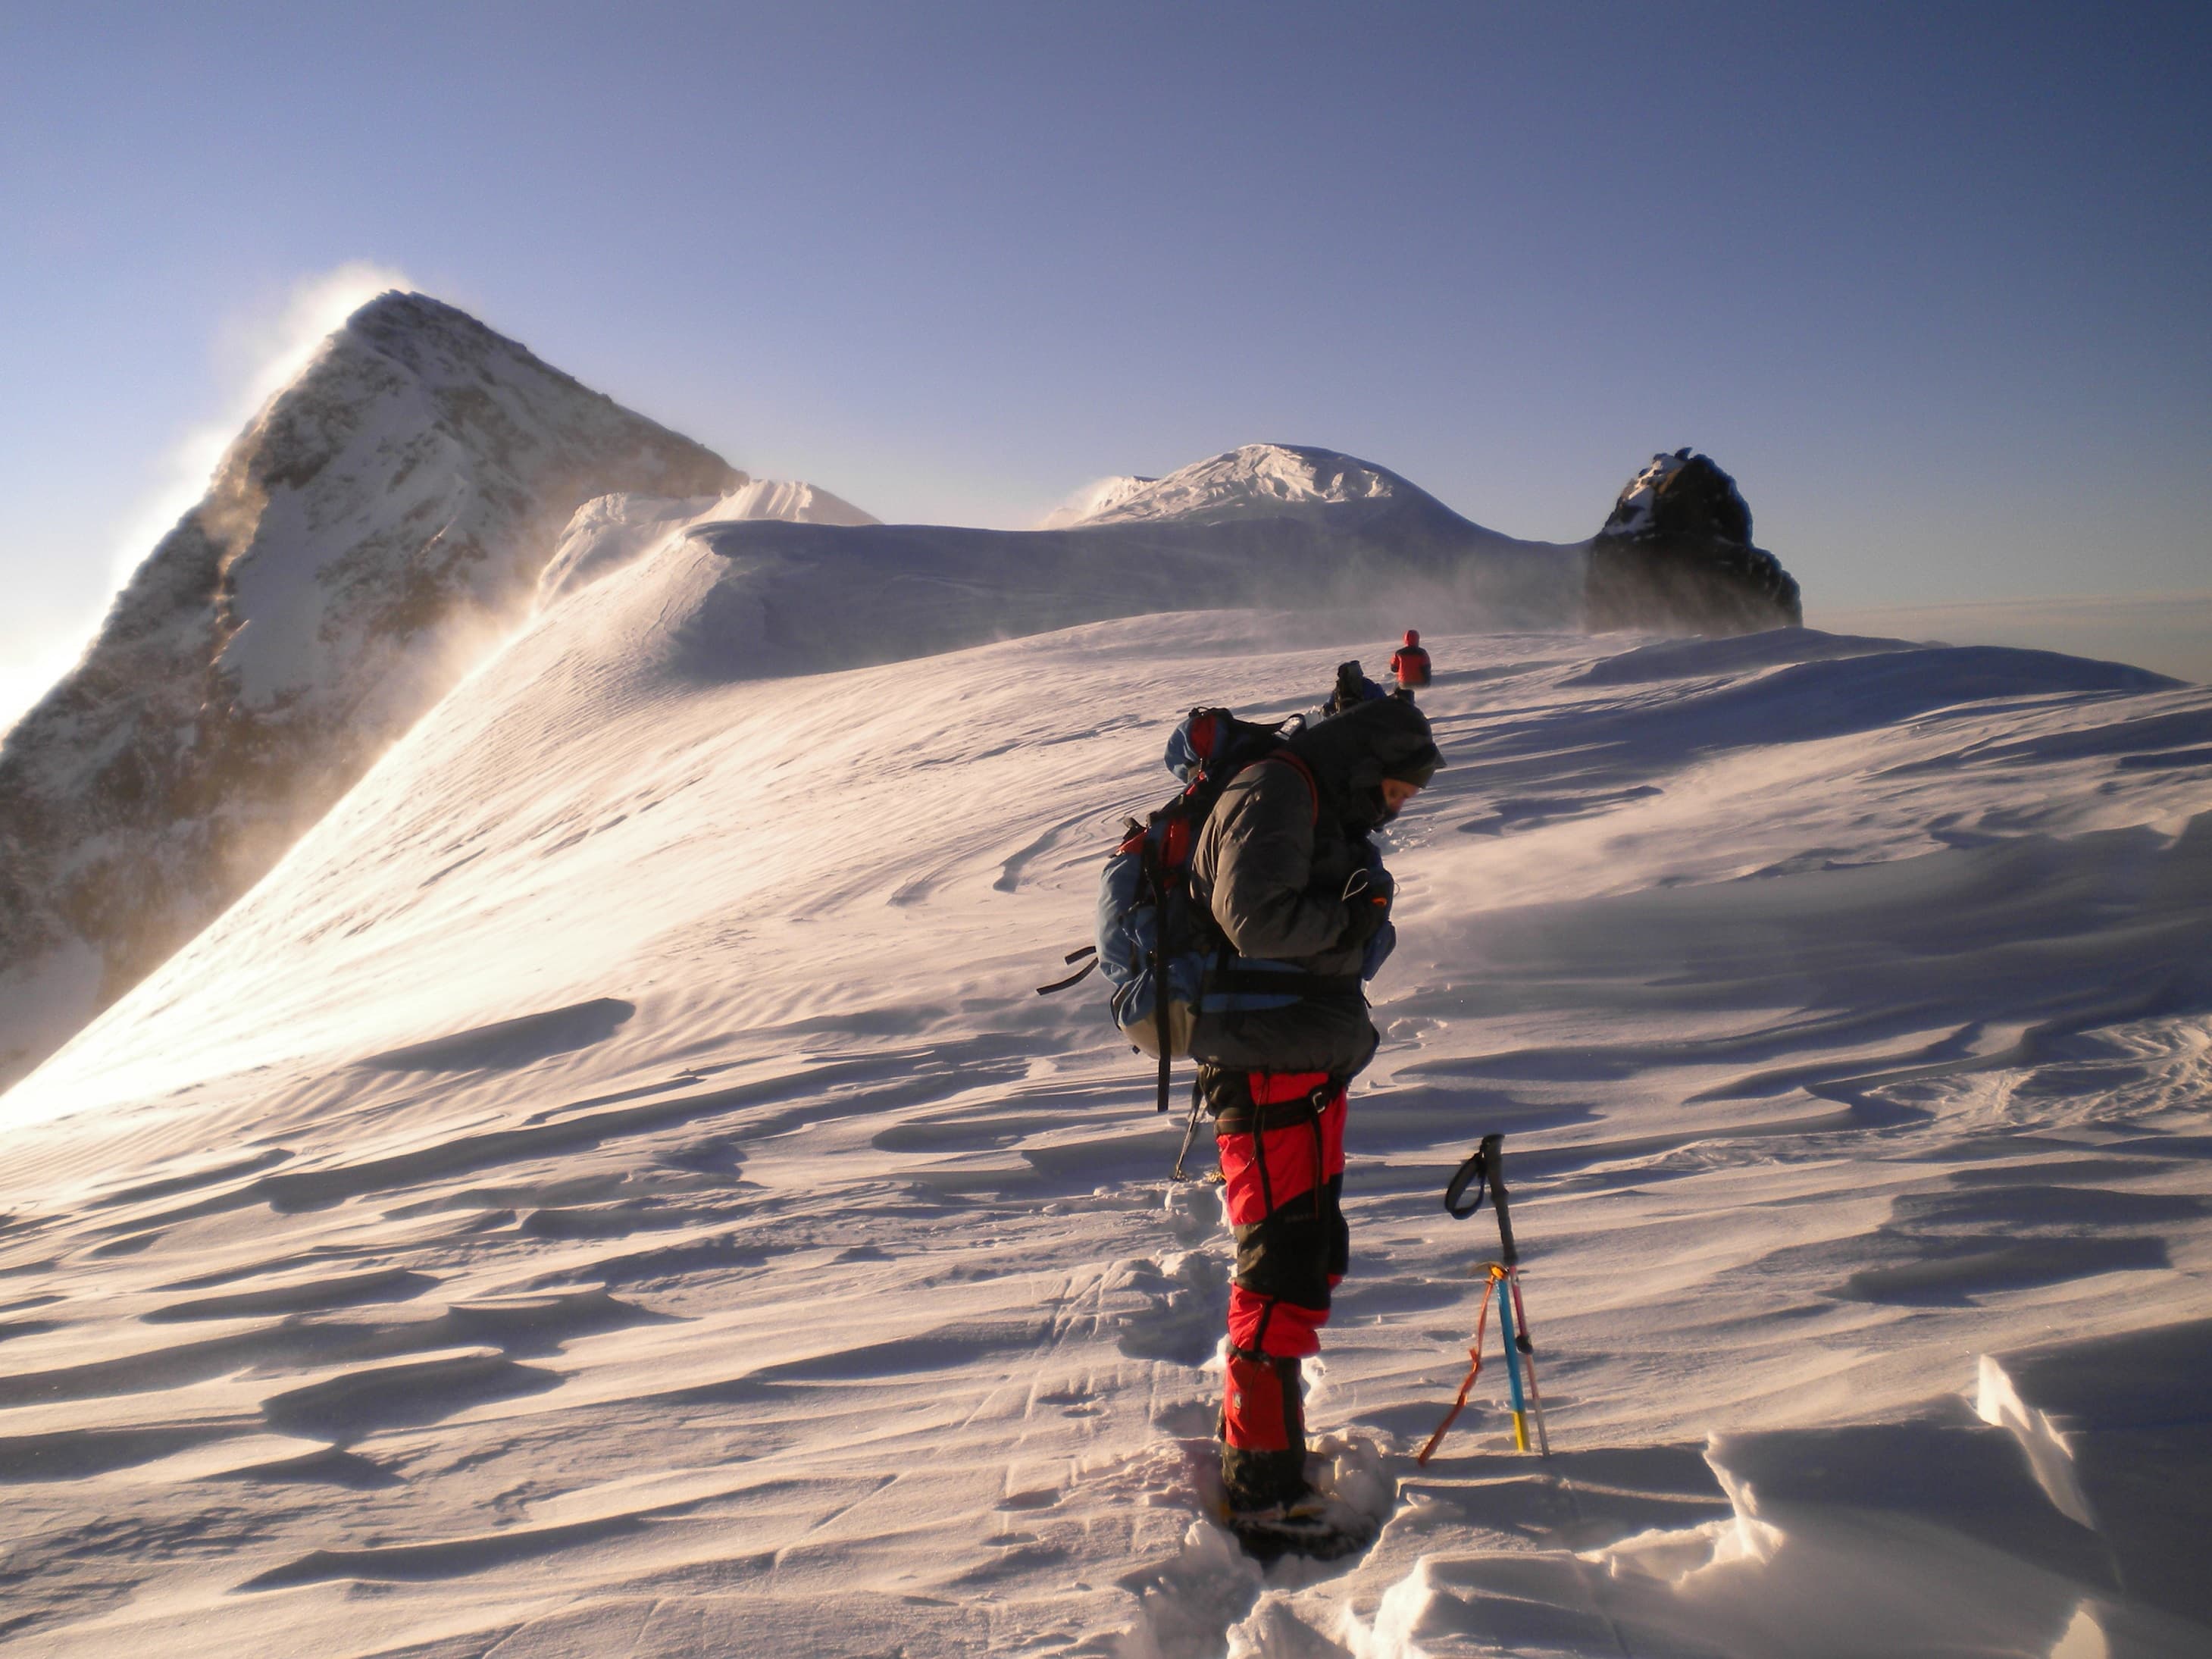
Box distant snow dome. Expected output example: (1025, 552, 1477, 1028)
(1078, 443, 1407, 525)
(1033, 474, 1156, 529)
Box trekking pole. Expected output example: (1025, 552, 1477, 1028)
(1482, 1138, 1535, 1454)
(1419, 1134, 1553, 1463)
(1507, 1270, 1553, 1457)
(1484, 1136, 1552, 1457)
(1169, 1080, 1206, 1182)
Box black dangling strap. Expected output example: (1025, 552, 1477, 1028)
(1150, 850, 1174, 1113)
(1444, 1147, 1489, 1219)
(1035, 946, 1098, 996)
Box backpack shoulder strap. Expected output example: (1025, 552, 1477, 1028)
(1258, 750, 1320, 826)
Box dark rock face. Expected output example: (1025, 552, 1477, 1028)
(1585, 449, 1803, 634)
(0, 293, 737, 1092)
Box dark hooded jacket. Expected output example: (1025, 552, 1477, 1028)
(1187, 697, 1440, 1078)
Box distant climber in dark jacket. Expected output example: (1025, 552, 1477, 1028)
(1186, 696, 1442, 1516)
(1321, 659, 1387, 718)
(1390, 631, 1431, 697)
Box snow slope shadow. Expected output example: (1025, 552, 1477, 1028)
(358, 998, 637, 1072)
(1980, 1316, 2212, 1634)
(1466, 637, 2182, 794)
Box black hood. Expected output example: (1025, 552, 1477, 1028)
(1287, 697, 1441, 826)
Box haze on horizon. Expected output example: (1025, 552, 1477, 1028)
(3, 0, 2207, 728)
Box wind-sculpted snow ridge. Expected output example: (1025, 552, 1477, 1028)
(519, 445, 1591, 688)
(0, 292, 740, 1094)
(536, 479, 879, 609)
(2, 586, 2208, 1654)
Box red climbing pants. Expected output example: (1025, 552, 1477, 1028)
(1216, 1070, 1347, 1498)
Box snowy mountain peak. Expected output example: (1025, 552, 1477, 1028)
(1074, 443, 1431, 526)
(0, 291, 737, 1094)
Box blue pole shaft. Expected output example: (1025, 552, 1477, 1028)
(1495, 1269, 1529, 1451)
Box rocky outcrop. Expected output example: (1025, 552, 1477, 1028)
(0, 292, 738, 1092)
(1584, 449, 1803, 634)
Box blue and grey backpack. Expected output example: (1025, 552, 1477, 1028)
(1040, 706, 1340, 1116)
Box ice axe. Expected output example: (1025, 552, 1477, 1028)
(1417, 1133, 1553, 1463)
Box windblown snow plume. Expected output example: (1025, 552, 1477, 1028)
(1034, 473, 1154, 529)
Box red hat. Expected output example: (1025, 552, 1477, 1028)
(1403, 629, 1419, 646)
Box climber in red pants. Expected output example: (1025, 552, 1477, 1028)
(1184, 697, 1441, 1517)
(1215, 1072, 1347, 1474)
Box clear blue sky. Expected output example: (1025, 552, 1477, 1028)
(4, 1, 2207, 719)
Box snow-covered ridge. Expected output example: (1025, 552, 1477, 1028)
(539, 484, 1585, 690)
(537, 479, 879, 609)
(702, 476, 877, 530)
(0, 291, 738, 1094)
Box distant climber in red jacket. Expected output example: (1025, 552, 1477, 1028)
(1389, 631, 1431, 697)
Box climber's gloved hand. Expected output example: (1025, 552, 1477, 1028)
(1336, 872, 1392, 953)
(1337, 864, 1397, 969)
(1337, 898, 1388, 953)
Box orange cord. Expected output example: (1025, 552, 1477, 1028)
(1415, 1266, 1503, 1466)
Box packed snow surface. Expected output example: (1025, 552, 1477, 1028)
(4, 524, 2209, 1654)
